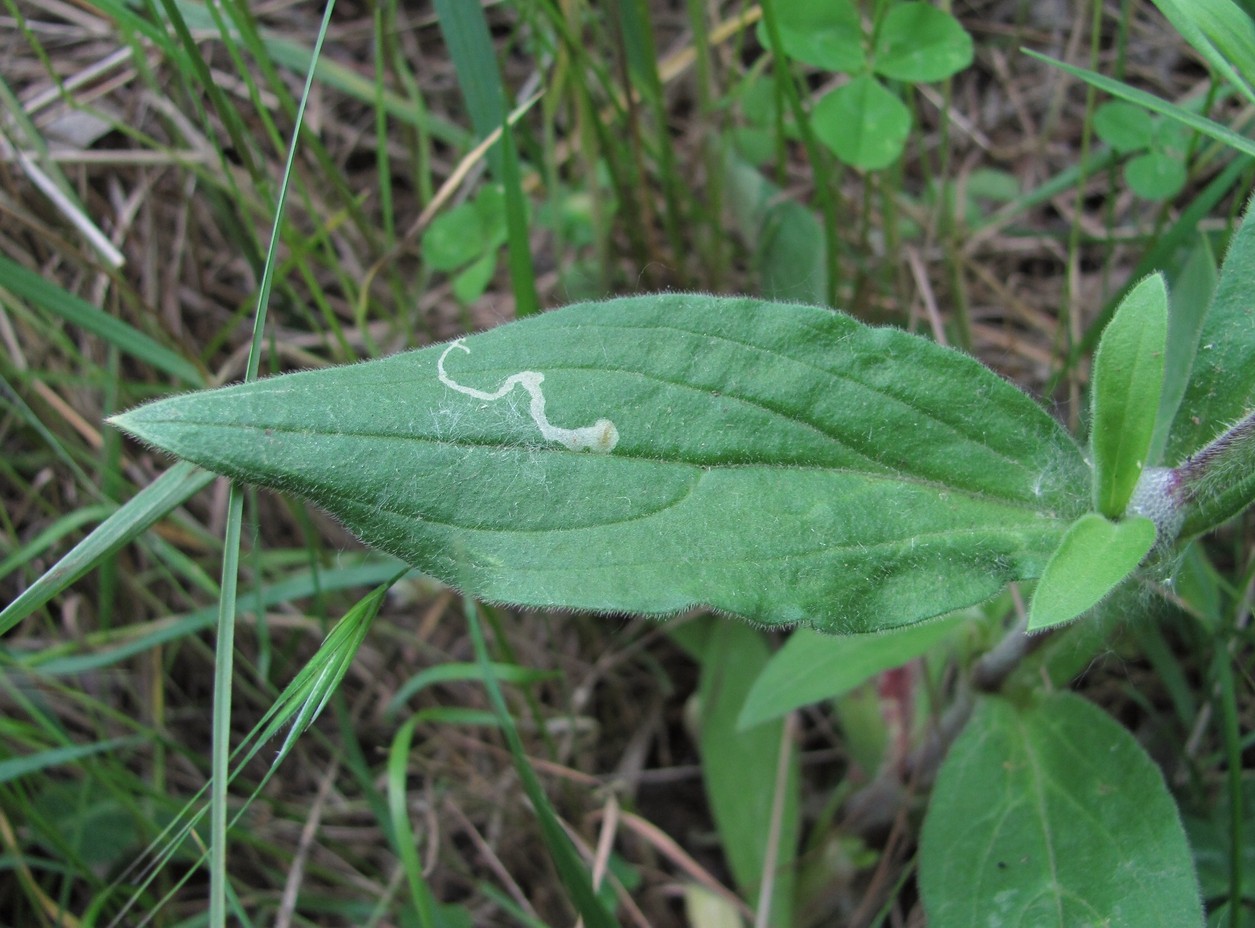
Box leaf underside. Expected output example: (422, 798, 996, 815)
(113, 295, 1087, 633)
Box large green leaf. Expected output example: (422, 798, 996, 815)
(919, 692, 1204, 928)
(111, 295, 1087, 633)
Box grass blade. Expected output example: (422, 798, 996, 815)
(0, 255, 202, 386)
(0, 462, 215, 635)
(465, 600, 617, 928)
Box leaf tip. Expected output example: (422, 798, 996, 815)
(107, 408, 147, 441)
(106, 403, 174, 454)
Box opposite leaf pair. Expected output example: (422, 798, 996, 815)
(1029, 274, 1167, 631)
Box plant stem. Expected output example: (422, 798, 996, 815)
(1174, 408, 1255, 539)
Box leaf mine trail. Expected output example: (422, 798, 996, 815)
(437, 339, 620, 453)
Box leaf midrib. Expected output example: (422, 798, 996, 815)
(161, 413, 1076, 515)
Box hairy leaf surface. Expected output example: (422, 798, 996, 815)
(112, 295, 1087, 633)
(1090, 273, 1167, 517)
(1028, 513, 1156, 631)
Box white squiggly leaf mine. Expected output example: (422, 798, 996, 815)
(437, 339, 619, 453)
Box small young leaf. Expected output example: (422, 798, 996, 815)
(758, 0, 865, 72)
(813, 75, 911, 170)
(919, 692, 1205, 928)
(111, 295, 1087, 634)
(452, 250, 498, 304)
(1028, 513, 1156, 631)
(422, 186, 506, 272)
(1125, 151, 1187, 201)
(1093, 101, 1155, 152)
(1091, 272, 1169, 517)
(872, 3, 973, 83)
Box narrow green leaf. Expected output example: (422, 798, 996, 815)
(25, 557, 399, 677)
(1091, 273, 1168, 517)
(1185, 780, 1255, 906)
(110, 295, 1087, 634)
(1024, 51, 1255, 162)
(500, 118, 539, 317)
(919, 692, 1204, 928)
(465, 601, 617, 928)
(1028, 514, 1156, 631)
(0, 462, 216, 636)
(0, 255, 202, 386)
(1151, 0, 1255, 107)
(738, 612, 968, 729)
(813, 75, 911, 170)
(0, 504, 114, 582)
(386, 662, 557, 718)
(1149, 234, 1216, 466)
(126, 0, 467, 143)
(388, 715, 442, 927)
(1168, 193, 1255, 465)
(697, 621, 797, 923)
(113, 579, 390, 924)
(434, 0, 506, 177)
(872, 3, 973, 83)
(0, 736, 144, 785)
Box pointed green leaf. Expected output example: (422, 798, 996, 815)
(920, 692, 1204, 928)
(111, 295, 1087, 633)
(1149, 233, 1216, 466)
(872, 3, 973, 83)
(1152, 0, 1255, 106)
(738, 612, 968, 729)
(0, 254, 203, 386)
(0, 462, 217, 636)
(813, 75, 911, 170)
(1028, 513, 1155, 631)
(1091, 273, 1168, 517)
(1169, 194, 1255, 468)
(1028, 47, 1255, 164)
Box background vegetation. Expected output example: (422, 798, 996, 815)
(1, 0, 1252, 925)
